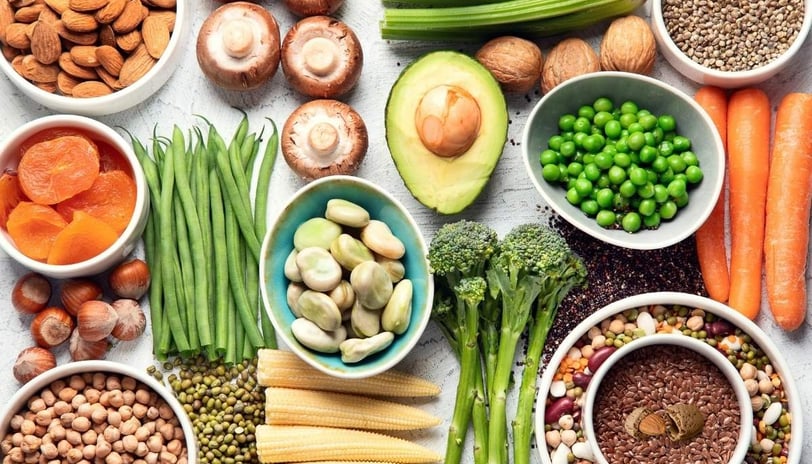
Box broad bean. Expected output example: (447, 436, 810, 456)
(296, 247, 342, 292)
(325, 199, 370, 228)
(382, 279, 413, 335)
(350, 261, 393, 310)
(361, 220, 405, 260)
(339, 331, 394, 363)
(297, 290, 343, 331)
(291, 318, 347, 353)
(293, 218, 342, 250)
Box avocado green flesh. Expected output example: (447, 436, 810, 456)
(385, 50, 508, 215)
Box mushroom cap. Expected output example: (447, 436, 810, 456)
(196, 1, 281, 91)
(283, 0, 344, 17)
(281, 16, 363, 98)
(281, 99, 368, 180)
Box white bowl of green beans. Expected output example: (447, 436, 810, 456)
(522, 71, 725, 250)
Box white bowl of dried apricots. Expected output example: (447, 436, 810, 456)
(0, 114, 149, 278)
(0, 0, 187, 116)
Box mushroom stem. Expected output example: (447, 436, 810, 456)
(308, 122, 340, 156)
(221, 18, 257, 59)
(302, 37, 339, 76)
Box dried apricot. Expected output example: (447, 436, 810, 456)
(17, 135, 100, 205)
(56, 170, 136, 234)
(47, 211, 118, 265)
(6, 201, 68, 261)
(0, 171, 28, 229)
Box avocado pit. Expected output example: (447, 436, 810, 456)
(415, 84, 482, 158)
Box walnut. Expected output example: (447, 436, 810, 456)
(475, 36, 543, 94)
(541, 38, 599, 94)
(600, 15, 657, 75)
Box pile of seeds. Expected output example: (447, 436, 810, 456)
(149, 356, 265, 464)
(593, 344, 740, 462)
(661, 0, 805, 72)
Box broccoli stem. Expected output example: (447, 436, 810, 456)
(479, 293, 501, 397)
(472, 366, 489, 464)
(444, 300, 481, 464)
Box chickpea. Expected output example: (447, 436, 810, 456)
(19, 420, 36, 436)
(57, 439, 72, 456)
(159, 451, 178, 464)
(107, 411, 122, 428)
(122, 390, 136, 407)
(28, 398, 46, 413)
(144, 452, 159, 464)
(40, 390, 56, 407)
(106, 376, 122, 391)
(81, 429, 97, 445)
(19, 435, 41, 454)
(95, 439, 112, 458)
(68, 375, 86, 391)
(57, 388, 78, 403)
(135, 442, 149, 458)
(70, 394, 87, 409)
(82, 444, 96, 460)
(66, 447, 83, 464)
(41, 442, 59, 460)
(146, 435, 163, 453)
(132, 404, 148, 420)
(120, 417, 140, 436)
(146, 407, 160, 421)
(105, 451, 124, 464)
(84, 388, 101, 404)
(122, 435, 139, 453)
(134, 389, 151, 405)
(66, 429, 82, 446)
(119, 405, 134, 421)
(72, 416, 91, 433)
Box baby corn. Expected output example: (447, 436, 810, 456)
(256, 425, 442, 463)
(257, 349, 440, 397)
(265, 387, 441, 431)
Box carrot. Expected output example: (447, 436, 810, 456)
(726, 88, 771, 320)
(764, 92, 812, 331)
(693, 86, 730, 303)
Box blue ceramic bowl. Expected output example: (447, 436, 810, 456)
(259, 175, 433, 378)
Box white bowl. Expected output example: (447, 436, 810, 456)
(535, 292, 803, 464)
(0, 360, 197, 463)
(522, 72, 725, 250)
(0, 114, 149, 278)
(0, 1, 188, 116)
(582, 334, 752, 464)
(650, 0, 812, 88)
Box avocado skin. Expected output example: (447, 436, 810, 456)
(385, 50, 508, 215)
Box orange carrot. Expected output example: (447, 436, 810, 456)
(727, 88, 771, 320)
(693, 86, 730, 303)
(764, 92, 812, 331)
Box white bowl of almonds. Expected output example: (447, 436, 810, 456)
(0, 0, 188, 116)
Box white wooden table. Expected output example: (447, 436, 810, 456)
(1, 2, 810, 462)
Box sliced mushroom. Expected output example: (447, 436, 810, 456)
(281, 99, 368, 180)
(283, 0, 344, 17)
(196, 2, 281, 91)
(281, 15, 363, 98)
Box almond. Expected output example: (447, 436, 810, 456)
(69, 0, 110, 12)
(10, 53, 23, 74)
(71, 79, 112, 97)
(43, 0, 70, 14)
(97, 22, 114, 46)
(111, 0, 141, 34)
(95, 65, 123, 89)
(30, 20, 62, 64)
(20, 53, 59, 82)
(14, 4, 45, 23)
(56, 69, 81, 94)
(4, 22, 31, 49)
(117, 42, 152, 86)
(35, 80, 58, 93)
(0, 0, 15, 45)
(94, 0, 123, 24)
(10, 0, 35, 7)
(61, 9, 98, 32)
(58, 50, 97, 79)
(147, 9, 173, 32)
(142, 0, 173, 8)
(1, 43, 21, 60)
(69, 44, 98, 66)
(114, 27, 138, 51)
(140, 13, 166, 59)
(94, 43, 121, 75)
(55, 19, 98, 45)
(638, 412, 667, 436)
(38, 5, 59, 25)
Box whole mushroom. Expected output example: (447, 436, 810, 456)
(281, 99, 368, 180)
(283, 0, 345, 17)
(196, 2, 281, 91)
(281, 16, 363, 98)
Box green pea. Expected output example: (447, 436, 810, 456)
(566, 187, 582, 205)
(658, 141, 674, 157)
(573, 132, 588, 148)
(627, 132, 646, 151)
(659, 200, 678, 219)
(639, 114, 658, 131)
(578, 105, 596, 120)
(613, 194, 630, 210)
(583, 163, 602, 181)
(559, 114, 576, 131)
(574, 177, 593, 197)
(613, 152, 632, 168)
(593, 111, 614, 128)
(580, 199, 599, 216)
(596, 173, 611, 189)
(548, 135, 564, 151)
(658, 114, 676, 132)
(560, 141, 576, 158)
(604, 120, 622, 139)
(652, 127, 665, 144)
(674, 192, 690, 207)
(672, 135, 692, 152)
(619, 112, 638, 129)
(619, 179, 637, 198)
(667, 154, 687, 173)
(627, 122, 644, 134)
(593, 97, 614, 113)
(583, 134, 605, 153)
(593, 152, 613, 170)
(596, 188, 615, 208)
(638, 198, 657, 216)
(608, 165, 627, 185)
(629, 166, 648, 186)
(539, 149, 559, 165)
(659, 167, 675, 185)
(566, 162, 584, 177)
(639, 145, 659, 164)
(615, 137, 630, 153)
(643, 131, 657, 147)
(542, 164, 562, 181)
(681, 150, 699, 166)
(653, 184, 669, 203)
(621, 212, 642, 232)
(596, 209, 617, 227)
(685, 165, 704, 183)
(637, 182, 655, 199)
(601, 144, 618, 156)
(620, 100, 638, 114)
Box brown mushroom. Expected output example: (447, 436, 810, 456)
(281, 16, 363, 98)
(196, 2, 281, 91)
(283, 0, 344, 17)
(281, 99, 368, 180)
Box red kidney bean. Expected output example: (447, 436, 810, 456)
(587, 346, 617, 373)
(707, 320, 735, 337)
(544, 396, 574, 424)
(573, 371, 592, 388)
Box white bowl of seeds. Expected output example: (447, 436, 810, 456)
(650, 0, 812, 88)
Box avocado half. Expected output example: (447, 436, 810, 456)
(385, 50, 508, 215)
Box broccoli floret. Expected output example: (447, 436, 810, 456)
(428, 219, 498, 287)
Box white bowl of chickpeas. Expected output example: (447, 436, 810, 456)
(0, 360, 196, 464)
(0, 0, 188, 116)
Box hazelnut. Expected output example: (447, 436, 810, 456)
(475, 36, 542, 93)
(599, 15, 657, 75)
(541, 37, 599, 94)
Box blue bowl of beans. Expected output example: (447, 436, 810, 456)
(522, 71, 725, 250)
(535, 291, 802, 464)
(651, 0, 812, 88)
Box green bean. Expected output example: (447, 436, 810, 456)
(210, 169, 231, 357)
(173, 189, 199, 353)
(230, 112, 250, 154)
(172, 127, 213, 349)
(158, 143, 191, 354)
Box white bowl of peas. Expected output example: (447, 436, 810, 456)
(522, 71, 725, 250)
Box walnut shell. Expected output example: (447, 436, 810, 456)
(600, 15, 656, 75)
(475, 36, 543, 94)
(541, 37, 599, 94)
